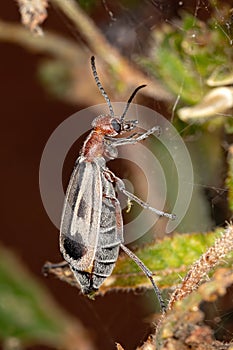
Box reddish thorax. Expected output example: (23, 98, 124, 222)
(82, 115, 117, 162)
(82, 130, 105, 161)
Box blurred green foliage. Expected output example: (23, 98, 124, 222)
(0, 246, 69, 347)
(137, 13, 232, 105)
(105, 230, 226, 291)
(38, 60, 72, 99)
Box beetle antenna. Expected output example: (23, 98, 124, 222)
(120, 84, 146, 120)
(91, 56, 114, 117)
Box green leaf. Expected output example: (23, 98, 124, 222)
(104, 231, 223, 291)
(44, 230, 231, 295)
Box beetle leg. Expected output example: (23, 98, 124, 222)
(120, 243, 166, 312)
(103, 142, 118, 159)
(118, 179, 176, 220)
(105, 125, 161, 146)
(42, 261, 69, 276)
(105, 132, 138, 142)
(103, 169, 176, 220)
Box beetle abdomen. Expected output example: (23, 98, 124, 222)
(73, 200, 121, 294)
(72, 241, 120, 294)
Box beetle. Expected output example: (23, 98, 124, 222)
(46, 56, 175, 312)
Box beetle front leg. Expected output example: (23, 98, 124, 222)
(106, 125, 161, 147)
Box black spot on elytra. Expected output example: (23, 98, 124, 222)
(64, 236, 87, 260)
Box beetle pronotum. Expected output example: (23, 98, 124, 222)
(45, 56, 175, 312)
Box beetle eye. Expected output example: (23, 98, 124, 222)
(111, 119, 121, 133)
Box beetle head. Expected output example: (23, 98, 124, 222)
(92, 115, 138, 136)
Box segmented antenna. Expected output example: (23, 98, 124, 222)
(120, 84, 146, 120)
(91, 56, 114, 117)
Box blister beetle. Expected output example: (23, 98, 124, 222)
(45, 56, 176, 312)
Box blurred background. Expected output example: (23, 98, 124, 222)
(0, 1, 233, 349)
